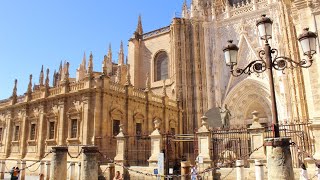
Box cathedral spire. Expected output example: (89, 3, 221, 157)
(125, 65, 131, 86)
(58, 61, 62, 82)
(53, 70, 56, 87)
(12, 79, 17, 99)
(87, 52, 93, 75)
(27, 74, 33, 94)
(45, 68, 50, 88)
(39, 65, 44, 86)
(136, 15, 143, 35)
(118, 41, 124, 65)
(82, 52, 87, 69)
(182, 0, 189, 18)
(108, 43, 112, 62)
(63, 62, 70, 82)
(115, 66, 121, 83)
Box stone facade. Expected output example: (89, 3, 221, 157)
(0, 52, 180, 167)
(0, 0, 320, 178)
(127, 0, 320, 131)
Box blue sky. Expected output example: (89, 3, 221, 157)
(0, 1, 190, 99)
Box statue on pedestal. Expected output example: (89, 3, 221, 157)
(219, 104, 231, 129)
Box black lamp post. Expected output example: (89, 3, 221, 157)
(223, 14, 318, 138)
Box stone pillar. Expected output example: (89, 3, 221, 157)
(107, 163, 115, 180)
(20, 160, 26, 180)
(254, 159, 264, 180)
(181, 161, 191, 180)
(265, 138, 294, 180)
(77, 162, 81, 180)
(4, 112, 13, 158)
(114, 125, 127, 175)
(196, 116, 213, 179)
(81, 146, 98, 180)
(0, 160, 5, 179)
(19, 110, 27, 159)
(58, 102, 66, 146)
(236, 160, 244, 180)
(50, 146, 68, 180)
(310, 122, 320, 160)
(248, 112, 266, 161)
(40, 161, 45, 177)
(69, 162, 75, 180)
(37, 106, 46, 158)
(148, 120, 162, 167)
(45, 161, 51, 180)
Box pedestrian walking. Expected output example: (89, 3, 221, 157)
(300, 163, 308, 180)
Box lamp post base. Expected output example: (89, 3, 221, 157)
(264, 138, 294, 180)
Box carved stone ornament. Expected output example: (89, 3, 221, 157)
(17, 109, 27, 119)
(33, 108, 41, 118)
(52, 105, 60, 116)
(73, 101, 83, 112)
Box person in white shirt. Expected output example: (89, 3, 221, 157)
(300, 163, 308, 180)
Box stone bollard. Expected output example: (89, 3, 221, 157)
(69, 162, 75, 180)
(50, 146, 68, 180)
(39, 161, 45, 178)
(254, 159, 264, 180)
(45, 161, 51, 180)
(107, 163, 115, 180)
(236, 160, 244, 180)
(20, 160, 26, 180)
(265, 138, 294, 180)
(181, 161, 191, 180)
(77, 162, 81, 180)
(81, 146, 98, 180)
(0, 160, 5, 179)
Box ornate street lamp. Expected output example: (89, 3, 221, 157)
(223, 14, 318, 138)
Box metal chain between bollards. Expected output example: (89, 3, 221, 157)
(26, 163, 42, 172)
(67, 149, 83, 159)
(0, 151, 52, 174)
(96, 145, 263, 179)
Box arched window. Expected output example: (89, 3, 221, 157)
(154, 51, 168, 81)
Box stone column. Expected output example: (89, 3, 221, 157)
(20, 160, 26, 180)
(255, 160, 264, 180)
(45, 161, 51, 180)
(265, 138, 294, 180)
(0, 160, 5, 179)
(236, 160, 244, 180)
(114, 125, 127, 176)
(148, 120, 162, 167)
(196, 116, 213, 179)
(50, 146, 68, 180)
(107, 163, 115, 180)
(181, 161, 191, 180)
(248, 112, 266, 163)
(69, 162, 75, 180)
(81, 146, 98, 180)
